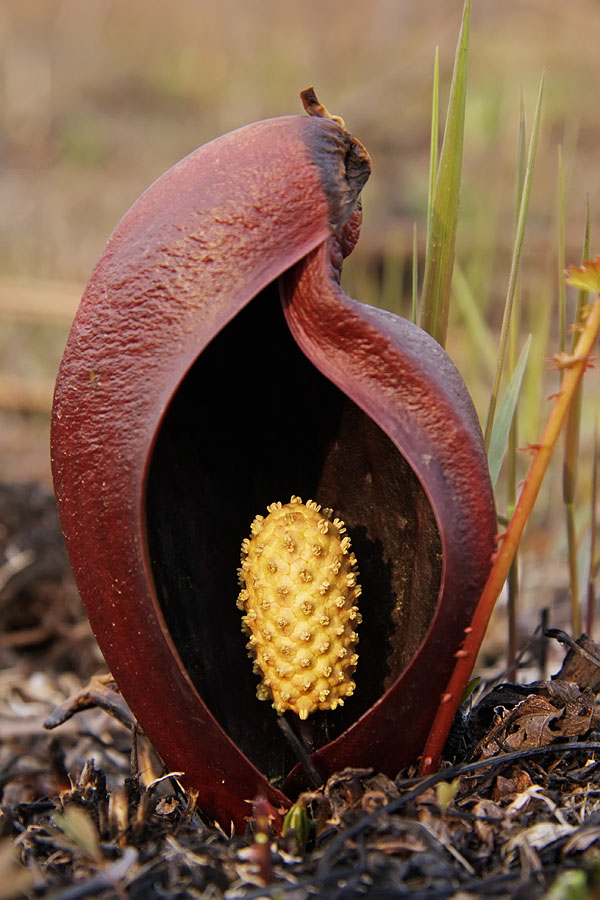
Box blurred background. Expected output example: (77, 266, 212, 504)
(1, 0, 599, 662)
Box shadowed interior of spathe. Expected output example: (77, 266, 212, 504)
(145, 284, 441, 781)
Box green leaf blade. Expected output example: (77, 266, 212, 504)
(484, 73, 545, 449)
(420, 0, 471, 348)
(487, 334, 532, 487)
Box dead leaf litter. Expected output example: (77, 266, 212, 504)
(2, 482, 600, 899)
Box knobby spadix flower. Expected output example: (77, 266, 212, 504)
(238, 496, 361, 720)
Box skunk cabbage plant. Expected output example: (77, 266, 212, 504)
(51, 91, 496, 831)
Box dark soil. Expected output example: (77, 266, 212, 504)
(2, 481, 600, 899)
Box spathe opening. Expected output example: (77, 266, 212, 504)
(145, 284, 441, 783)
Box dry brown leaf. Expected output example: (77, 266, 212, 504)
(361, 790, 390, 815)
(480, 685, 595, 756)
(562, 825, 600, 855)
(371, 834, 428, 854)
(492, 769, 534, 801)
(472, 799, 504, 852)
(323, 768, 398, 825)
(504, 822, 574, 858)
(506, 784, 550, 814)
(554, 635, 600, 692)
(505, 697, 571, 750)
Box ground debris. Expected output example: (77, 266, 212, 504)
(475, 684, 598, 757)
(4, 484, 600, 898)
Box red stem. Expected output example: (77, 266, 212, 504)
(419, 294, 600, 776)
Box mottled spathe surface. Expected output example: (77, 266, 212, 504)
(238, 496, 361, 720)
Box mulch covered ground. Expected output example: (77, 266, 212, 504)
(2, 482, 600, 899)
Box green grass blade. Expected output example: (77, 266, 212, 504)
(484, 72, 545, 449)
(380, 234, 405, 316)
(572, 195, 592, 348)
(412, 223, 418, 324)
(565, 488, 581, 637)
(506, 91, 526, 677)
(557, 146, 566, 355)
(587, 421, 598, 633)
(521, 272, 553, 444)
(451, 261, 497, 379)
(420, 0, 470, 347)
(578, 522, 591, 612)
(563, 197, 591, 637)
(487, 334, 532, 487)
(507, 87, 527, 505)
(426, 47, 440, 249)
(514, 87, 527, 225)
